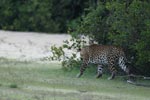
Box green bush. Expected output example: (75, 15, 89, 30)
(106, 0, 150, 75)
(50, 0, 150, 76)
(63, 0, 149, 75)
(68, 4, 109, 44)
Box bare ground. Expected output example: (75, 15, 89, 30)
(0, 30, 71, 61)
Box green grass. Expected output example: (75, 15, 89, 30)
(0, 58, 149, 100)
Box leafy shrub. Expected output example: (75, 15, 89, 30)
(106, 0, 150, 75)
(50, 0, 150, 76)
(50, 36, 87, 70)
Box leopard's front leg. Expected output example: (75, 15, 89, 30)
(76, 63, 88, 78)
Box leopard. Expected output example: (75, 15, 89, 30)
(76, 44, 130, 80)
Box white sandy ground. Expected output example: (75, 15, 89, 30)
(0, 30, 80, 61)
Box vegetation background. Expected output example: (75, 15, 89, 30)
(0, 0, 150, 76)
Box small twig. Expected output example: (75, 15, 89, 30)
(117, 74, 150, 80)
(127, 80, 150, 87)
(144, 77, 150, 80)
(116, 74, 150, 87)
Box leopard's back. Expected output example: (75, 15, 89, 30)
(81, 44, 125, 65)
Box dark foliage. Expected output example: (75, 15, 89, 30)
(50, 0, 150, 76)
(69, 0, 150, 76)
(0, 0, 89, 33)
